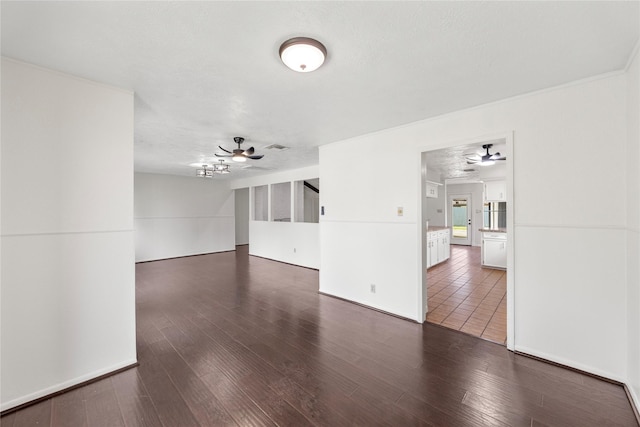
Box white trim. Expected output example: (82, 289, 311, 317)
(0, 358, 138, 412)
(626, 383, 640, 424)
(319, 289, 419, 323)
(1, 229, 134, 237)
(134, 215, 235, 220)
(320, 219, 416, 225)
(515, 223, 627, 231)
(515, 345, 625, 384)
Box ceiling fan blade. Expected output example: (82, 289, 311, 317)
(246, 155, 264, 160)
(493, 156, 506, 161)
(215, 153, 232, 157)
(244, 147, 255, 155)
(466, 160, 478, 164)
(218, 145, 232, 154)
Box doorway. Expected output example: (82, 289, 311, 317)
(449, 194, 472, 246)
(419, 133, 514, 349)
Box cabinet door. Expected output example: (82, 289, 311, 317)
(436, 232, 445, 262)
(443, 232, 450, 260)
(426, 183, 438, 199)
(429, 237, 438, 266)
(483, 239, 507, 268)
(485, 180, 506, 201)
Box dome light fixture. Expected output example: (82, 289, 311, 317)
(279, 37, 327, 72)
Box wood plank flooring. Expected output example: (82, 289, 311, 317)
(2, 246, 637, 426)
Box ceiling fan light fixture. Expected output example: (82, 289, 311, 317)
(196, 165, 214, 177)
(479, 160, 495, 167)
(232, 153, 247, 162)
(279, 37, 327, 72)
(214, 160, 230, 173)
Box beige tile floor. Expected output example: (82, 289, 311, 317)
(426, 245, 506, 344)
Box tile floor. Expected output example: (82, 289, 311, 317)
(426, 245, 507, 344)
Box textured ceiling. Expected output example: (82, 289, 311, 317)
(426, 140, 507, 182)
(2, 1, 638, 180)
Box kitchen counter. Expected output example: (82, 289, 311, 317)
(427, 226, 450, 233)
(478, 228, 507, 233)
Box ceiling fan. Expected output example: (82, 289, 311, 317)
(216, 137, 264, 162)
(465, 144, 506, 166)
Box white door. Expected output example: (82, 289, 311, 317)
(449, 194, 472, 246)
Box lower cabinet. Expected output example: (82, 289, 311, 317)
(481, 233, 507, 269)
(427, 229, 450, 269)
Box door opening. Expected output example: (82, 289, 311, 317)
(449, 194, 472, 246)
(419, 133, 513, 349)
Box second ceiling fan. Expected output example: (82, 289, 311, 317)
(216, 137, 264, 162)
(465, 144, 506, 166)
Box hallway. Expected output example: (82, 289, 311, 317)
(426, 245, 507, 344)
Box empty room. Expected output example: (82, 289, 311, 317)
(2, 2, 640, 426)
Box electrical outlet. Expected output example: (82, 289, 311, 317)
(370, 284, 376, 293)
(397, 207, 403, 216)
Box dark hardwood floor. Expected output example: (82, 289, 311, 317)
(2, 246, 637, 426)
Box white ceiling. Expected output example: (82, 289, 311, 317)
(2, 1, 638, 180)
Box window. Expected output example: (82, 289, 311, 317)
(271, 182, 291, 222)
(483, 202, 506, 229)
(253, 185, 268, 221)
(294, 179, 319, 223)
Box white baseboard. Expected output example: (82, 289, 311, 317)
(1, 358, 138, 412)
(514, 345, 624, 383)
(625, 383, 640, 425)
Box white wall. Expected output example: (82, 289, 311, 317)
(134, 173, 235, 262)
(425, 189, 445, 227)
(626, 45, 640, 411)
(320, 71, 629, 381)
(1, 59, 136, 411)
(250, 221, 320, 269)
(235, 187, 249, 245)
(446, 182, 484, 246)
(230, 166, 320, 269)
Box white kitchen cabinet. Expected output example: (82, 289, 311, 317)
(484, 180, 506, 201)
(426, 229, 450, 269)
(425, 181, 441, 199)
(440, 229, 450, 260)
(482, 232, 507, 269)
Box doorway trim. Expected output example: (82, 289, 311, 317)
(417, 131, 515, 351)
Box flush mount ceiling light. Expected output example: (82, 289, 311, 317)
(279, 37, 327, 72)
(196, 165, 214, 178)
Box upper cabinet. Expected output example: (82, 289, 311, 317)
(484, 180, 506, 201)
(425, 181, 442, 199)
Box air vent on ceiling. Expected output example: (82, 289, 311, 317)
(241, 164, 274, 171)
(263, 144, 289, 150)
